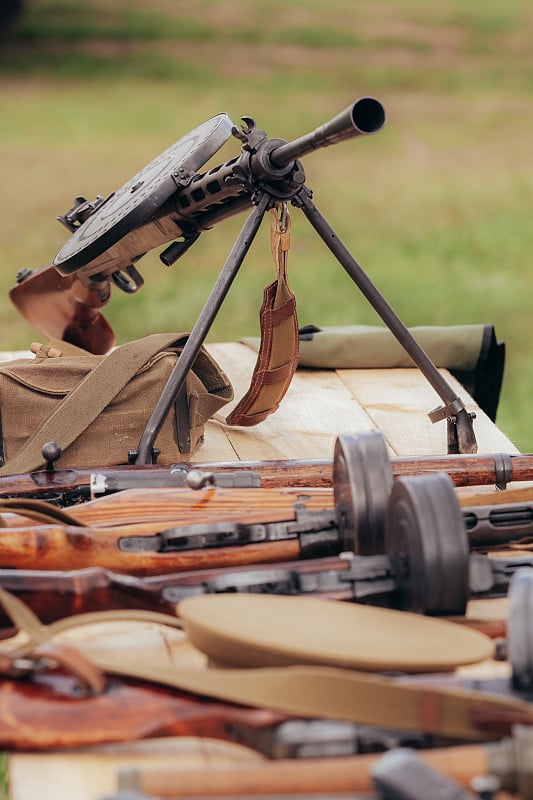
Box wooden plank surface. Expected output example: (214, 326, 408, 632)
(200, 342, 519, 462)
(2, 343, 523, 800)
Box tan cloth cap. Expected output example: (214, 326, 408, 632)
(178, 594, 493, 674)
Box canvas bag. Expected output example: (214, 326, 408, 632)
(0, 332, 233, 474)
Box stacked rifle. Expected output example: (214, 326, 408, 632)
(1, 429, 533, 798)
(3, 98, 532, 800)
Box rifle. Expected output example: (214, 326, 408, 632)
(0, 659, 455, 757)
(2, 476, 533, 622)
(114, 726, 533, 799)
(0, 438, 530, 506)
(11, 99, 478, 455)
(3, 426, 533, 551)
(0, 539, 529, 634)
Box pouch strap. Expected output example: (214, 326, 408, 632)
(226, 203, 299, 426)
(0, 332, 189, 476)
(0, 587, 529, 743)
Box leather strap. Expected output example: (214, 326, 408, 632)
(0, 332, 189, 476)
(0, 641, 107, 695)
(0, 497, 84, 527)
(0, 587, 530, 743)
(226, 204, 298, 426)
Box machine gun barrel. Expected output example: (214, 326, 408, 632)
(269, 98, 386, 168)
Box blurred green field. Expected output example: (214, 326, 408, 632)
(1, 0, 533, 451)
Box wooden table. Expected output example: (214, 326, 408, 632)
(3, 344, 523, 800)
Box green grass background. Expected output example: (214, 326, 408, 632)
(1, 0, 533, 460)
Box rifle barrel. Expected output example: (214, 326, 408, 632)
(269, 97, 386, 168)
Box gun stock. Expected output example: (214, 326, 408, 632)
(0, 671, 289, 751)
(16, 485, 334, 528)
(0, 561, 508, 640)
(117, 729, 531, 798)
(0, 523, 309, 575)
(9, 264, 115, 355)
(0, 486, 337, 573)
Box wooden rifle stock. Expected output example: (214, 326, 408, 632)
(0, 671, 289, 751)
(0, 486, 338, 574)
(0, 523, 305, 575)
(117, 733, 526, 798)
(9, 264, 115, 354)
(0, 486, 334, 528)
(0, 563, 508, 640)
(0, 451, 533, 505)
(2, 483, 533, 576)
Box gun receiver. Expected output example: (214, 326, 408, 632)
(51, 98, 385, 284)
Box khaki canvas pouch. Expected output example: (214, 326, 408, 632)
(0, 332, 233, 474)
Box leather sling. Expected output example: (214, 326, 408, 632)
(0, 497, 84, 526)
(0, 587, 530, 744)
(226, 203, 299, 426)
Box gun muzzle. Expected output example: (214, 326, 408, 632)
(269, 97, 385, 168)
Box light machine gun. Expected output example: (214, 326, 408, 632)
(12, 99, 477, 457)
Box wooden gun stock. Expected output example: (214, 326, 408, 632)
(9, 264, 115, 354)
(0, 486, 334, 574)
(0, 559, 351, 629)
(0, 486, 333, 528)
(0, 523, 307, 575)
(0, 671, 289, 751)
(116, 734, 523, 798)
(0, 562, 508, 640)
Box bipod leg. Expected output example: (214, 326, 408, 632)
(296, 189, 477, 454)
(133, 192, 271, 464)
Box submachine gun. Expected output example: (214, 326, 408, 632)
(12, 98, 477, 457)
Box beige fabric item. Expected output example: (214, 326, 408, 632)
(242, 323, 489, 371)
(0, 332, 233, 474)
(0, 588, 526, 743)
(177, 594, 494, 674)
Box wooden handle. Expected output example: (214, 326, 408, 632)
(0, 525, 303, 575)
(124, 743, 489, 797)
